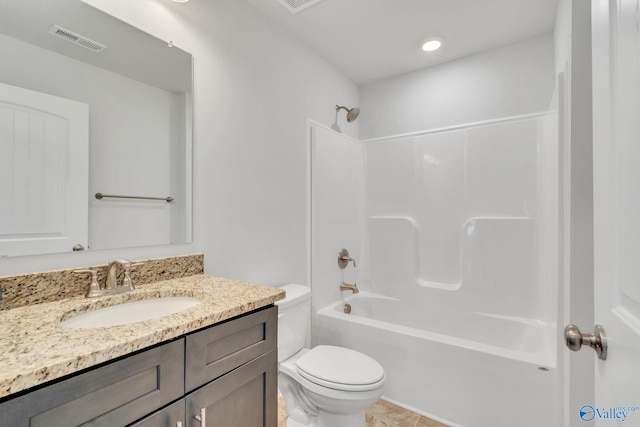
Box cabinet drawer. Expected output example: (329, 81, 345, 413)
(185, 306, 276, 391)
(0, 339, 184, 427)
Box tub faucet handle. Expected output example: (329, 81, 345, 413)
(338, 248, 356, 269)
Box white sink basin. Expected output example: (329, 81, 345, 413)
(61, 297, 202, 329)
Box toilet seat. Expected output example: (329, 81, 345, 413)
(295, 345, 385, 392)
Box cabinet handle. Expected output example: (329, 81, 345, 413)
(194, 408, 207, 426)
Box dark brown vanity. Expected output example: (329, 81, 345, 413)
(0, 306, 277, 427)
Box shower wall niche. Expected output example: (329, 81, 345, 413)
(361, 113, 558, 322)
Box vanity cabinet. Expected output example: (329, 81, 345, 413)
(0, 339, 184, 427)
(0, 306, 277, 427)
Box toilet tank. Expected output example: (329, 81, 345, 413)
(275, 284, 311, 362)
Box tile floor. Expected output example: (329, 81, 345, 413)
(278, 396, 449, 427)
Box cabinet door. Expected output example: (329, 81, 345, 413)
(128, 400, 185, 427)
(185, 306, 277, 391)
(0, 339, 184, 427)
(186, 350, 277, 427)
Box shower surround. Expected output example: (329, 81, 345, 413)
(308, 112, 559, 427)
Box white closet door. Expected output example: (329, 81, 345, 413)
(0, 82, 88, 256)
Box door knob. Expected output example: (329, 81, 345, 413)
(564, 324, 607, 360)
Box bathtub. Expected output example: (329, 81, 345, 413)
(314, 293, 559, 427)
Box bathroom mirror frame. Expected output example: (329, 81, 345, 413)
(0, 0, 193, 256)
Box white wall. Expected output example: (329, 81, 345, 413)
(86, 66, 177, 250)
(0, 0, 358, 282)
(359, 34, 555, 139)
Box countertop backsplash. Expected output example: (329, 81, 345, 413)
(0, 254, 204, 310)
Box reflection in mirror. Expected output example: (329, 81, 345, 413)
(0, 0, 193, 257)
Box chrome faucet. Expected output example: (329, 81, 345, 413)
(74, 259, 137, 298)
(339, 282, 359, 294)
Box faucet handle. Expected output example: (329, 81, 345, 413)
(121, 264, 134, 290)
(74, 269, 101, 297)
(120, 261, 145, 290)
(338, 248, 356, 269)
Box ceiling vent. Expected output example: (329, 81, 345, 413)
(277, 0, 325, 14)
(48, 25, 107, 53)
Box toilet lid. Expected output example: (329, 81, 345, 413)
(295, 345, 385, 391)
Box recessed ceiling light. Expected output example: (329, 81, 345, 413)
(421, 36, 444, 52)
(171, 0, 189, 3)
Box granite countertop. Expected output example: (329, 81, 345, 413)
(0, 274, 285, 399)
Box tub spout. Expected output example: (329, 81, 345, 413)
(340, 282, 359, 294)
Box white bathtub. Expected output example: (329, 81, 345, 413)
(314, 293, 559, 427)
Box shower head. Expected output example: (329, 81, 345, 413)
(336, 105, 360, 122)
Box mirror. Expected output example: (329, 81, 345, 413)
(0, 0, 193, 256)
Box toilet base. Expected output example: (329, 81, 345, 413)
(279, 369, 379, 427)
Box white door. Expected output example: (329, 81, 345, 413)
(581, 0, 640, 425)
(0, 82, 88, 256)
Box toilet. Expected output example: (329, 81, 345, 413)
(276, 284, 385, 427)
